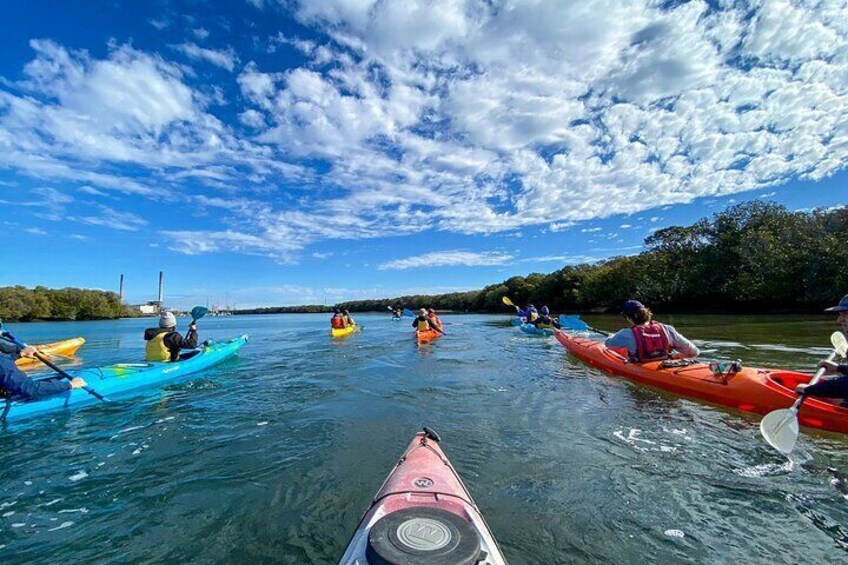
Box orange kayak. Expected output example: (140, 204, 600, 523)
(554, 329, 848, 434)
(15, 337, 85, 368)
(416, 329, 441, 344)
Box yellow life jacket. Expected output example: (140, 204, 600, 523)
(145, 332, 171, 362)
(417, 318, 430, 331)
(529, 312, 539, 322)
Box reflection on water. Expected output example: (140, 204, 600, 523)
(1, 313, 847, 563)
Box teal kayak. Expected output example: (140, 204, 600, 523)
(2, 335, 248, 423)
(519, 323, 553, 336)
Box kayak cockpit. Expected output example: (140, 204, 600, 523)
(767, 371, 848, 409)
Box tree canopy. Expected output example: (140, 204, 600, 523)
(336, 202, 848, 314)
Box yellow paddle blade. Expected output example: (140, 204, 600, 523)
(501, 296, 514, 307)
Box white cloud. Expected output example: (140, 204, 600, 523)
(193, 28, 210, 40)
(25, 227, 47, 235)
(171, 42, 239, 71)
(581, 227, 603, 233)
(2, 0, 848, 262)
(70, 204, 148, 231)
(311, 251, 333, 259)
(378, 250, 514, 270)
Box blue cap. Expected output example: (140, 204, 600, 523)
(825, 294, 848, 312)
(621, 300, 644, 316)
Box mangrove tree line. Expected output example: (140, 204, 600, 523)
(337, 202, 848, 314)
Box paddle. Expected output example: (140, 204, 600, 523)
(760, 331, 848, 455)
(558, 314, 611, 336)
(190, 306, 209, 323)
(403, 308, 415, 318)
(0, 322, 108, 402)
(501, 296, 522, 314)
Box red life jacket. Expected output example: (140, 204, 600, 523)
(631, 322, 671, 362)
(330, 316, 345, 329)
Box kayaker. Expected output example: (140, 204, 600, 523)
(515, 304, 538, 322)
(143, 311, 198, 362)
(342, 309, 356, 327)
(331, 309, 347, 329)
(0, 335, 87, 400)
(604, 300, 699, 362)
(795, 295, 848, 400)
(534, 307, 560, 329)
(427, 308, 443, 332)
(413, 309, 434, 332)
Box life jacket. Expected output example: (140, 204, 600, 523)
(145, 331, 172, 362)
(528, 311, 539, 322)
(631, 322, 671, 362)
(331, 316, 345, 329)
(416, 317, 431, 331)
(428, 313, 442, 328)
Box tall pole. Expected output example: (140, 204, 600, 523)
(119, 274, 124, 302)
(158, 271, 164, 308)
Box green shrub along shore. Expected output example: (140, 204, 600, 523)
(336, 202, 848, 315)
(0, 286, 138, 322)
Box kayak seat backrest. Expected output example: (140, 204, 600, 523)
(769, 371, 811, 390)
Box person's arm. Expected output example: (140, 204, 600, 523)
(0, 336, 22, 358)
(9, 370, 72, 399)
(604, 329, 634, 351)
(664, 325, 700, 359)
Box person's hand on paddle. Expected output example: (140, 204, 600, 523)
(189, 321, 198, 331)
(69, 377, 88, 389)
(20, 345, 38, 359)
(816, 360, 841, 374)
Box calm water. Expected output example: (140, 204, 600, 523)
(2, 313, 848, 564)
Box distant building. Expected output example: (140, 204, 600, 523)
(134, 301, 162, 316)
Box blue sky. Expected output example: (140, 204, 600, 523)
(2, 0, 847, 309)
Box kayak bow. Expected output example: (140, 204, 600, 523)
(332, 324, 361, 338)
(339, 428, 507, 564)
(518, 323, 552, 337)
(416, 329, 441, 344)
(554, 329, 848, 434)
(16, 337, 85, 368)
(2, 335, 247, 423)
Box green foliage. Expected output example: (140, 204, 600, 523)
(0, 286, 133, 322)
(334, 202, 848, 314)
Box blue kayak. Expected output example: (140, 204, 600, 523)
(2, 335, 248, 423)
(510, 317, 524, 326)
(519, 323, 553, 336)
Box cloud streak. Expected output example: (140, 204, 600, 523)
(379, 250, 514, 270)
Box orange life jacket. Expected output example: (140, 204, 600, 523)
(331, 316, 345, 329)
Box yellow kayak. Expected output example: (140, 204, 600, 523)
(15, 337, 86, 368)
(330, 324, 360, 338)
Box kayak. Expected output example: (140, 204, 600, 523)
(510, 317, 523, 326)
(519, 323, 553, 337)
(2, 335, 248, 424)
(339, 428, 507, 564)
(391, 317, 401, 321)
(16, 337, 85, 368)
(416, 329, 441, 344)
(332, 324, 361, 338)
(554, 329, 848, 434)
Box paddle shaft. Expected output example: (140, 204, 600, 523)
(2, 332, 108, 402)
(792, 350, 839, 413)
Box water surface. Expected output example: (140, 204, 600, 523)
(1, 314, 847, 563)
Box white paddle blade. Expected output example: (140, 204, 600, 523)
(760, 409, 800, 455)
(832, 331, 848, 357)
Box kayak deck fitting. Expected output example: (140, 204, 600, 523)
(2, 335, 248, 423)
(339, 427, 507, 564)
(554, 329, 848, 434)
